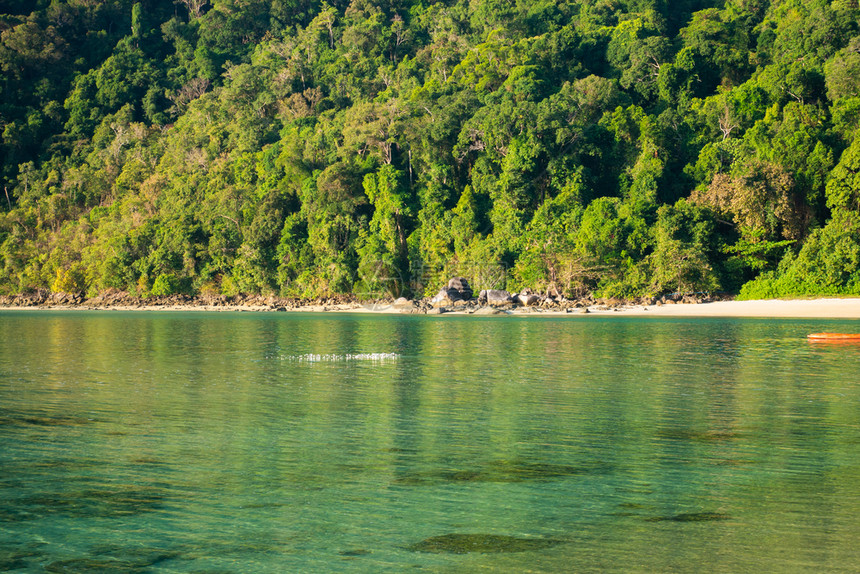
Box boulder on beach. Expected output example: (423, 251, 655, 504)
(431, 277, 474, 305)
(430, 287, 458, 306)
(473, 306, 504, 315)
(392, 297, 414, 309)
(447, 277, 473, 300)
(480, 289, 514, 305)
(516, 293, 541, 307)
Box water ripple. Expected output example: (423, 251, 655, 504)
(283, 353, 400, 362)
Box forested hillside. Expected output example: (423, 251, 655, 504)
(2, 0, 859, 300)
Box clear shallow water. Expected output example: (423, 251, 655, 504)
(1, 311, 859, 573)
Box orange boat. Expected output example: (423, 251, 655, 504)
(807, 333, 860, 340)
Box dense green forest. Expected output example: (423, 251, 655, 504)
(2, 0, 860, 300)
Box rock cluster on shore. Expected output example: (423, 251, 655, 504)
(0, 282, 730, 314)
(0, 289, 360, 312)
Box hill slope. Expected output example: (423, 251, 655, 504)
(1, 0, 859, 299)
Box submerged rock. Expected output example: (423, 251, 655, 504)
(88, 545, 179, 566)
(338, 549, 371, 557)
(656, 429, 739, 442)
(0, 546, 43, 572)
(646, 512, 731, 522)
(407, 533, 564, 554)
(0, 557, 27, 571)
(45, 557, 151, 573)
(22, 485, 167, 519)
(393, 459, 607, 485)
(0, 413, 94, 427)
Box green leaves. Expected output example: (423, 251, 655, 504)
(651, 200, 721, 294)
(2, 0, 860, 300)
(738, 211, 860, 299)
(826, 137, 860, 213)
(693, 159, 807, 241)
(824, 36, 860, 102)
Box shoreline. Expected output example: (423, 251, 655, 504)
(574, 297, 860, 318)
(1, 296, 860, 319)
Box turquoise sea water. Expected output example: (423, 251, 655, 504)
(1, 310, 859, 572)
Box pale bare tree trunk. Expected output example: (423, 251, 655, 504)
(177, 0, 208, 19)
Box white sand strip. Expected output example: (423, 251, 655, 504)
(3, 298, 860, 318)
(584, 298, 860, 318)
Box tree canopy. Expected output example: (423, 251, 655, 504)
(2, 0, 859, 299)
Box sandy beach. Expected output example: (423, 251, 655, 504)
(339, 297, 860, 318)
(573, 298, 860, 318)
(2, 297, 860, 318)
